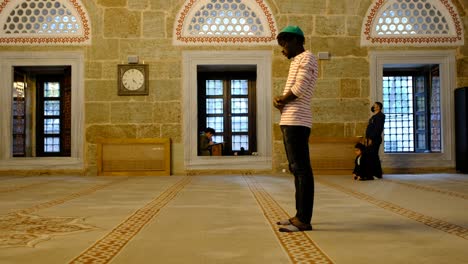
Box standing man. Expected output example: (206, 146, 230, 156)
(273, 26, 318, 232)
(365, 102, 385, 179)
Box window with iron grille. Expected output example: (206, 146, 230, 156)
(383, 65, 441, 153)
(36, 75, 71, 156)
(197, 68, 256, 155)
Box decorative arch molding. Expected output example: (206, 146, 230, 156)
(173, 0, 277, 45)
(361, 0, 464, 46)
(0, 0, 91, 45)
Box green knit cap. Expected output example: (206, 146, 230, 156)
(278, 25, 304, 37)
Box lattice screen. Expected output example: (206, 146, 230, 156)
(174, 0, 277, 45)
(361, 0, 464, 46)
(0, 0, 90, 45)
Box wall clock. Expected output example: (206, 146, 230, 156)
(117, 64, 149, 96)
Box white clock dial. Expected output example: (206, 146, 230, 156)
(122, 69, 145, 91)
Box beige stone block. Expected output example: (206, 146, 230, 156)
(361, 78, 370, 97)
(86, 102, 110, 124)
(151, 61, 181, 79)
(314, 79, 340, 98)
(357, 0, 373, 16)
(453, 1, 465, 16)
(88, 37, 119, 60)
(327, 0, 363, 15)
(347, 16, 363, 36)
(458, 77, 468, 88)
(272, 46, 284, 57)
(166, 14, 177, 38)
(98, 0, 126, 7)
(86, 125, 137, 143)
(272, 78, 286, 97)
(312, 98, 368, 122)
(137, 124, 162, 138)
(85, 61, 102, 79)
(110, 102, 153, 123)
(150, 0, 174, 10)
(153, 102, 181, 123)
(272, 58, 290, 78)
(86, 143, 97, 166)
(341, 79, 360, 98)
(104, 9, 141, 38)
(143, 11, 166, 38)
(151, 80, 181, 101)
(85, 80, 147, 102)
(316, 16, 346, 36)
(311, 123, 345, 137)
(288, 16, 314, 35)
(102, 62, 118, 79)
(161, 124, 182, 143)
(85, 165, 98, 176)
(272, 141, 287, 172)
(322, 58, 369, 78)
(264, 0, 280, 14)
(119, 39, 160, 60)
(85, 80, 115, 101)
(273, 124, 282, 141)
(308, 37, 329, 54)
(171, 143, 185, 175)
(344, 122, 356, 137)
(277, 1, 326, 14)
(275, 15, 288, 32)
(85, 1, 103, 36)
(120, 39, 179, 61)
(273, 109, 281, 124)
(309, 37, 367, 57)
(129, 0, 149, 9)
(457, 58, 468, 77)
(460, 44, 468, 57)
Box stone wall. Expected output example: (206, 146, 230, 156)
(79, 0, 468, 175)
(2, 0, 466, 175)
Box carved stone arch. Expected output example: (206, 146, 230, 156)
(361, 0, 464, 46)
(0, 0, 91, 45)
(173, 0, 278, 45)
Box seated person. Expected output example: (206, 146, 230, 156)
(199, 127, 216, 156)
(353, 142, 373, 181)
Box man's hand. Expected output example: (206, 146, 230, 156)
(273, 96, 285, 111)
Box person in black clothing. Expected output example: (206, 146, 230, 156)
(199, 127, 215, 156)
(352, 142, 373, 181)
(365, 102, 385, 179)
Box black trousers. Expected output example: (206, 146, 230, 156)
(281, 125, 314, 224)
(367, 138, 383, 178)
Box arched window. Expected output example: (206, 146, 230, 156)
(0, 0, 91, 45)
(173, 0, 277, 45)
(361, 0, 463, 46)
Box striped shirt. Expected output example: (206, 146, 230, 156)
(280, 50, 318, 128)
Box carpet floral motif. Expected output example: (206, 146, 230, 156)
(0, 213, 96, 248)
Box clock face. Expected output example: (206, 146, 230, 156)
(122, 69, 145, 91)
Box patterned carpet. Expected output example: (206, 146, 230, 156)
(0, 173, 467, 263)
